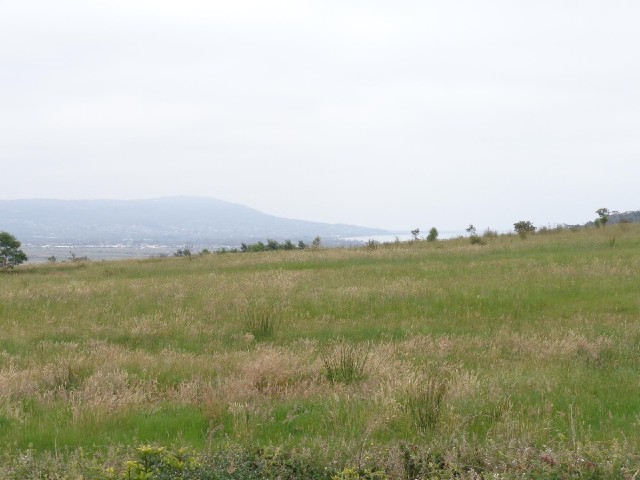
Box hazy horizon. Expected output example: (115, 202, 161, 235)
(2, 1, 638, 231)
(2, 195, 629, 234)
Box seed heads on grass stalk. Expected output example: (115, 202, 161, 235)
(323, 341, 370, 384)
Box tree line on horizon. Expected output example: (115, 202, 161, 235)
(1, 208, 636, 269)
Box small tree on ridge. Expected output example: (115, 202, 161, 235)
(595, 208, 610, 228)
(0, 231, 28, 270)
(514, 221, 536, 239)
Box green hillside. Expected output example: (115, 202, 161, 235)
(1, 224, 640, 478)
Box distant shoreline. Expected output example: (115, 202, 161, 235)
(22, 232, 467, 263)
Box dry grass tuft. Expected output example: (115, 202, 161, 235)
(221, 345, 321, 401)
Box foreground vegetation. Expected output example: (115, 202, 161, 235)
(1, 224, 640, 478)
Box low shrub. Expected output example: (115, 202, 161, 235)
(469, 236, 485, 245)
(117, 445, 200, 479)
(514, 220, 536, 239)
(331, 466, 388, 479)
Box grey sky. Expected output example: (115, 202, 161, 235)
(1, 1, 638, 231)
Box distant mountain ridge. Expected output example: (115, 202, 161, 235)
(0, 197, 390, 246)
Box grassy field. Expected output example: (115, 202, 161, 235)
(1, 225, 640, 478)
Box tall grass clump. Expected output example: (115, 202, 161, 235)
(242, 300, 279, 340)
(323, 341, 370, 384)
(402, 376, 448, 435)
(482, 228, 498, 238)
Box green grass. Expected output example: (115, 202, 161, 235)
(1, 225, 640, 477)
(10, 403, 208, 451)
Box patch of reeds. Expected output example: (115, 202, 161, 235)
(322, 341, 370, 384)
(402, 376, 448, 434)
(241, 300, 279, 340)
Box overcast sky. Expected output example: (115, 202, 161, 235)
(1, 1, 638, 231)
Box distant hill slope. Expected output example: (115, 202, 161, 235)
(583, 210, 640, 227)
(0, 197, 390, 245)
(608, 210, 640, 223)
